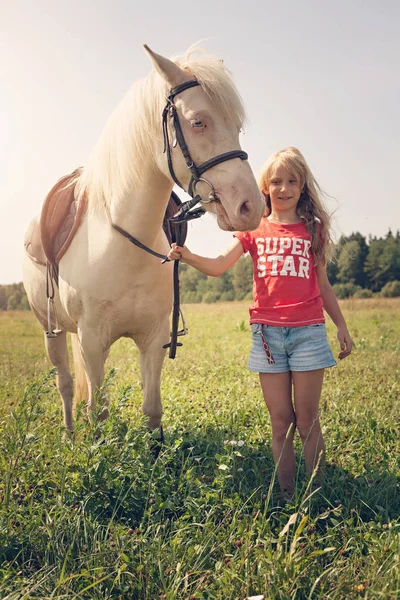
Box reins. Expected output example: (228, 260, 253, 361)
(111, 192, 198, 359)
(111, 78, 249, 358)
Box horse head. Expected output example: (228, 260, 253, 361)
(144, 45, 264, 232)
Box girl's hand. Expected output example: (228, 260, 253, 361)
(167, 243, 190, 263)
(337, 327, 353, 360)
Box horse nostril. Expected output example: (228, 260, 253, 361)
(240, 200, 250, 217)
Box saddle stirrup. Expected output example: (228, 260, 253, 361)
(46, 297, 58, 338)
(45, 263, 61, 338)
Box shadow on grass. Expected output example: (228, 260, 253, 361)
(72, 414, 400, 526)
(156, 425, 399, 525)
(322, 462, 400, 521)
(2, 413, 399, 581)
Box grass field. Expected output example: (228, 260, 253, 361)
(0, 299, 399, 599)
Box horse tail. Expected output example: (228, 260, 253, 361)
(71, 333, 88, 406)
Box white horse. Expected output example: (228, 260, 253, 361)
(23, 45, 264, 434)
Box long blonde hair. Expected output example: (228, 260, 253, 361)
(258, 147, 332, 264)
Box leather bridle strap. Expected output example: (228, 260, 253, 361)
(162, 79, 249, 221)
(162, 80, 201, 189)
(112, 223, 169, 262)
(187, 150, 248, 197)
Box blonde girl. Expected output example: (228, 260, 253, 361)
(168, 147, 352, 496)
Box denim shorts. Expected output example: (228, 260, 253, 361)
(248, 323, 336, 373)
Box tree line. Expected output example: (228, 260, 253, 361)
(0, 282, 30, 311)
(179, 229, 400, 303)
(326, 230, 400, 299)
(1, 230, 399, 310)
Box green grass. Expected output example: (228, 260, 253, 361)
(0, 300, 399, 599)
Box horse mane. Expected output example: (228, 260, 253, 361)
(175, 46, 246, 129)
(74, 47, 247, 211)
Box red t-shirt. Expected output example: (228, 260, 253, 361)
(234, 219, 325, 327)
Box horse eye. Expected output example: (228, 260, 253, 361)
(190, 119, 204, 128)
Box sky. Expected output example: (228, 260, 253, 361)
(1, 0, 399, 284)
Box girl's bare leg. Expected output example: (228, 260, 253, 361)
(292, 369, 325, 480)
(259, 372, 296, 495)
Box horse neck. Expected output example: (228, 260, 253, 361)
(80, 73, 177, 243)
(107, 167, 173, 245)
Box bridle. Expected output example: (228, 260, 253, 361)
(162, 79, 248, 223)
(112, 78, 250, 358)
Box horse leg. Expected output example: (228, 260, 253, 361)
(45, 331, 74, 431)
(137, 324, 169, 434)
(77, 327, 108, 420)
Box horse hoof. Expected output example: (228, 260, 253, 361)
(62, 428, 75, 442)
(151, 426, 164, 459)
(98, 407, 109, 421)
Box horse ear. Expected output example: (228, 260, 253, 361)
(143, 44, 192, 88)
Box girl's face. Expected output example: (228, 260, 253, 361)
(267, 165, 302, 214)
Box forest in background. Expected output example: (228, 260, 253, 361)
(178, 229, 400, 303)
(1, 230, 400, 310)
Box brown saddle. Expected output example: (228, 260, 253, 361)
(40, 168, 85, 267)
(24, 168, 85, 272)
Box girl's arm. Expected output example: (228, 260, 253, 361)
(316, 263, 353, 360)
(168, 238, 244, 276)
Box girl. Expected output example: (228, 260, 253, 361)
(168, 147, 352, 496)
